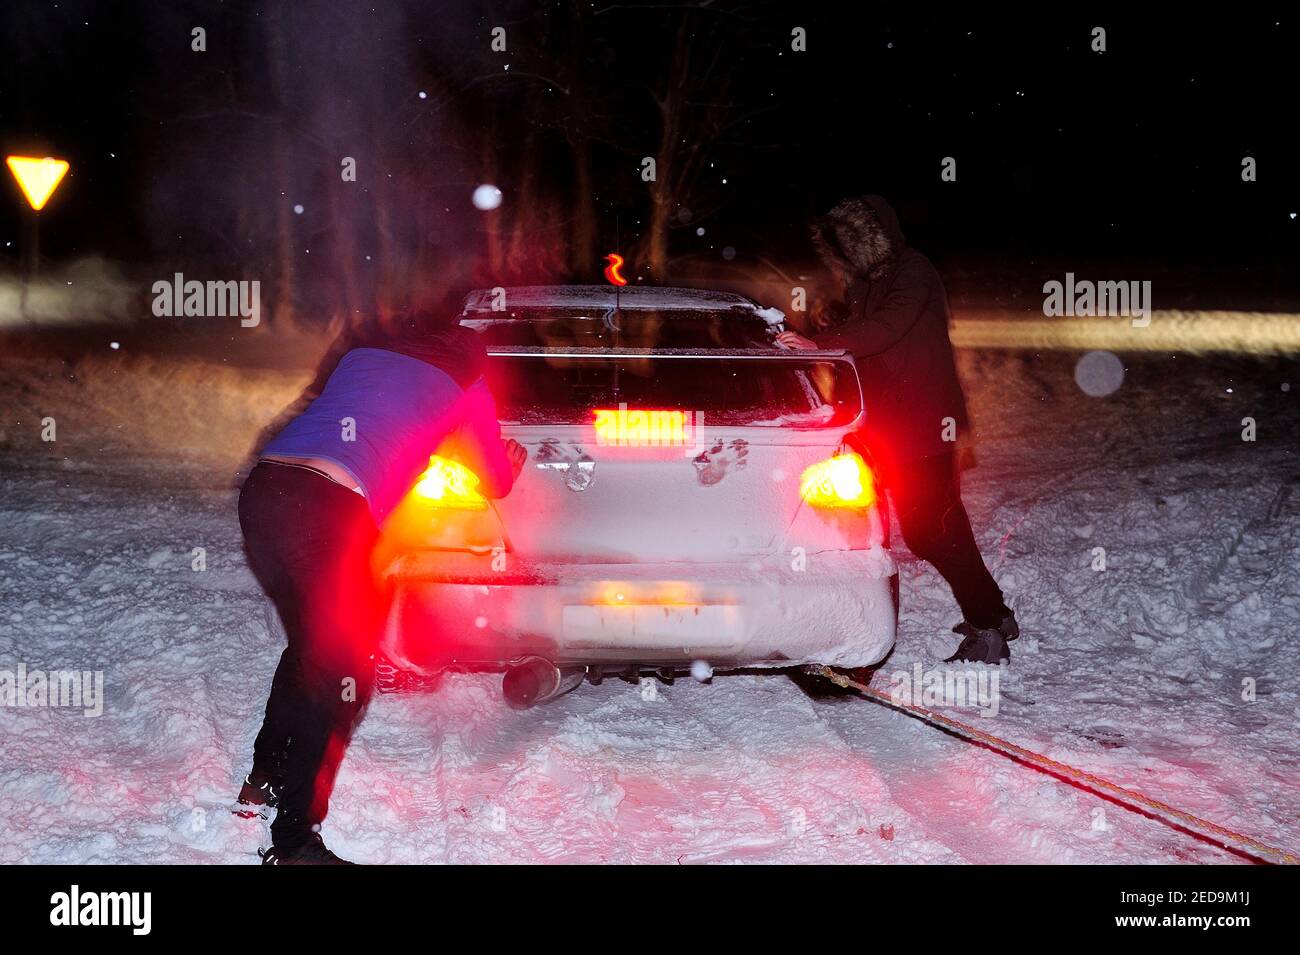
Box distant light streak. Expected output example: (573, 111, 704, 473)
(950, 311, 1300, 356)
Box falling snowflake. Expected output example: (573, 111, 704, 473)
(472, 184, 503, 211)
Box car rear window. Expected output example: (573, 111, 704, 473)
(481, 352, 862, 428)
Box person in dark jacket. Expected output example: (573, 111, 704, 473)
(777, 195, 1018, 664)
(233, 301, 526, 864)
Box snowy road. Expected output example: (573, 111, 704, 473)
(1, 344, 1296, 863)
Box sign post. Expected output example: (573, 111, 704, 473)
(6, 155, 70, 317)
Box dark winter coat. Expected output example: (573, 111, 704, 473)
(809, 195, 969, 472)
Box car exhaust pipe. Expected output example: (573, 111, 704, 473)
(503, 656, 585, 710)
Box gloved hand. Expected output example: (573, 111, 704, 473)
(504, 438, 528, 481)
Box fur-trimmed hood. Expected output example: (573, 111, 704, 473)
(811, 195, 906, 281)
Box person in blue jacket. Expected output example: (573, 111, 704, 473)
(234, 302, 525, 864)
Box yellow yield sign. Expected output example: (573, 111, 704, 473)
(6, 155, 70, 211)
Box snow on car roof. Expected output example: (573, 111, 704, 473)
(461, 285, 786, 324)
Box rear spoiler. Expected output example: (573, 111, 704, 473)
(484, 345, 854, 359)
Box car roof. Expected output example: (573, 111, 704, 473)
(460, 285, 783, 321)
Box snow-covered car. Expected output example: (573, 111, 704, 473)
(376, 285, 897, 705)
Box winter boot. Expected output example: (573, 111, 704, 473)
(956, 613, 1013, 641)
(259, 832, 355, 866)
(946, 623, 1011, 664)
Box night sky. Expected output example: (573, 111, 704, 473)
(2, 2, 1296, 321)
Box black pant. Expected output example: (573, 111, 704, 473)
(238, 462, 382, 847)
(885, 451, 1008, 629)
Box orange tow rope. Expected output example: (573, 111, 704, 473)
(804, 665, 1299, 865)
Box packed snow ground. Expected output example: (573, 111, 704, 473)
(0, 341, 1296, 864)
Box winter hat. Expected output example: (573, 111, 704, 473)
(812, 195, 906, 281)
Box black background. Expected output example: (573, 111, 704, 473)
(2, 2, 1296, 320)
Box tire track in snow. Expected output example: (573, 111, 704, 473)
(804, 684, 1243, 864)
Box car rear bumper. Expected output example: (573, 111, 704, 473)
(380, 549, 897, 670)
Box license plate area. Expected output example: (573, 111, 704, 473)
(562, 603, 743, 650)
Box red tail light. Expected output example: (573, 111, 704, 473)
(413, 455, 488, 510)
(800, 452, 877, 509)
(377, 455, 504, 564)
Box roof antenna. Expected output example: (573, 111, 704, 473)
(602, 216, 624, 332)
(612, 216, 621, 399)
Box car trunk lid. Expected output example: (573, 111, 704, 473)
(484, 347, 864, 563)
